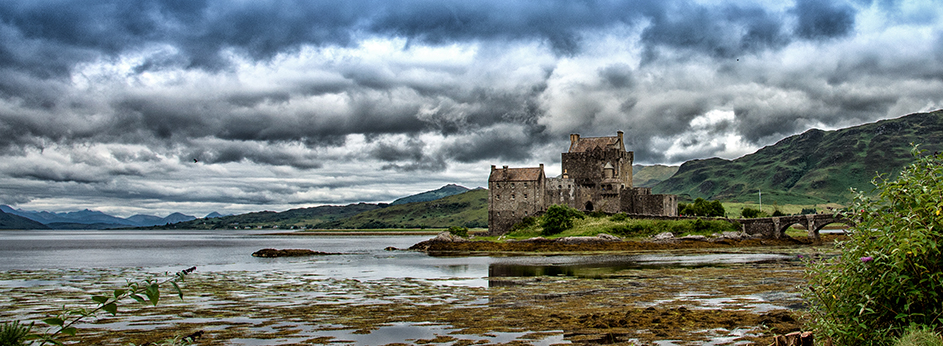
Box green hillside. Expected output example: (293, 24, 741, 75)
(151, 202, 386, 230)
(0, 210, 49, 229)
(653, 110, 943, 204)
(319, 189, 488, 229)
(633, 164, 679, 187)
(391, 184, 470, 205)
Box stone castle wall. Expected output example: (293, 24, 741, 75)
(487, 132, 678, 234)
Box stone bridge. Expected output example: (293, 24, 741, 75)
(625, 213, 853, 241)
(737, 214, 853, 241)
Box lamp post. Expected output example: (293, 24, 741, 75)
(759, 189, 762, 213)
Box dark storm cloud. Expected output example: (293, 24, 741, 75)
(639, 3, 791, 61)
(0, 0, 860, 82)
(792, 0, 857, 40)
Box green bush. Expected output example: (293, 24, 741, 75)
(741, 207, 761, 218)
(447, 226, 468, 238)
(511, 216, 537, 232)
(894, 326, 943, 346)
(610, 213, 628, 222)
(541, 204, 585, 236)
(679, 198, 725, 217)
(771, 209, 785, 216)
(0, 321, 32, 346)
(803, 147, 943, 345)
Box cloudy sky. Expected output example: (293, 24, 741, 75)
(1, 0, 941, 217)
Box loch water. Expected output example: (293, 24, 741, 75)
(0, 230, 810, 345)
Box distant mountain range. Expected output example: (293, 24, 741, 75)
(153, 184, 483, 230)
(5, 110, 941, 230)
(653, 110, 943, 204)
(0, 210, 49, 230)
(0, 205, 205, 229)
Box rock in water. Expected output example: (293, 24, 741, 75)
(252, 248, 339, 257)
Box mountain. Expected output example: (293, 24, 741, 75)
(633, 165, 679, 187)
(153, 202, 387, 230)
(162, 212, 197, 224)
(653, 110, 943, 204)
(321, 189, 488, 229)
(0, 205, 196, 229)
(0, 210, 49, 229)
(390, 184, 471, 205)
(145, 188, 489, 230)
(204, 212, 228, 219)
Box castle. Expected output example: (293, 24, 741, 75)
(488, 131, 678, 234)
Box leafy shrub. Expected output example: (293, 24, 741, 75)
(771, 209, 785, 216)
(678, 198, 725, 217)
(447, 226, 468, 238)
(512, 216, 537, 232)
(803, 147, 943, 345)
(0, 320, 32, 346)
(2, 267, 196, 346)
(741, 207, 762, 218)
(541, 204, 585, 236)
(800, 208, 817, 215)
(610, 213, 628, 222)
(588, 211, 608, 218)
(894, 326, 943, 346)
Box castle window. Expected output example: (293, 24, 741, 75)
(524, 182, 528, 188)
(524, 193, 528, 199)
(511, 194, 515, 200)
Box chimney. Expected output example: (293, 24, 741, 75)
(491, 165, 496, 172)
(617, 131, 624, 143)
(539, 163, 544, 172)
(503, 165, 508, 171)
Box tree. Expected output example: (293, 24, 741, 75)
(679, 198, 725, 217)
(541, 205, 585, 236)
(803, 147, 943, 345)
(741, 207, 761, 218)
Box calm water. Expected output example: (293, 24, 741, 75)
(0, 230, 796, 282)
(0, 230, 803, 345)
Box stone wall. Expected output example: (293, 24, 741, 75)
(561, 149, 633, 188)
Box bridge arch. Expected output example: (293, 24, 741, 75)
(738, 214, 853, 242)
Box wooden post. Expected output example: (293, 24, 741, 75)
(770, 331, 813, 346)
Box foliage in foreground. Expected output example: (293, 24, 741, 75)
(894, 326, 943, 346)
(0, 267, 196, 346)
(803, 147, 943, 345)
(540, 205, 585, 236)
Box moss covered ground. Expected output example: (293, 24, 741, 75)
(0, 236, 840, 345)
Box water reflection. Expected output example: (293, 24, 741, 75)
(488, 253, 795, 284)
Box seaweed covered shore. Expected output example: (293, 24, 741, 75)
(409, 233, 846, 255)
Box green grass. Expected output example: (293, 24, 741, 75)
(477, 215, 739, 241)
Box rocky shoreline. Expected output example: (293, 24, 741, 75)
(250, 248, 342, 257)
(409, 231, 846, 254)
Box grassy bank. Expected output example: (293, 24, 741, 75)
(475, 214, 740, 242)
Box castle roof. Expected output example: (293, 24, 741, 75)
(489, 166, 544, 182)
(569, 135, 622, 153)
